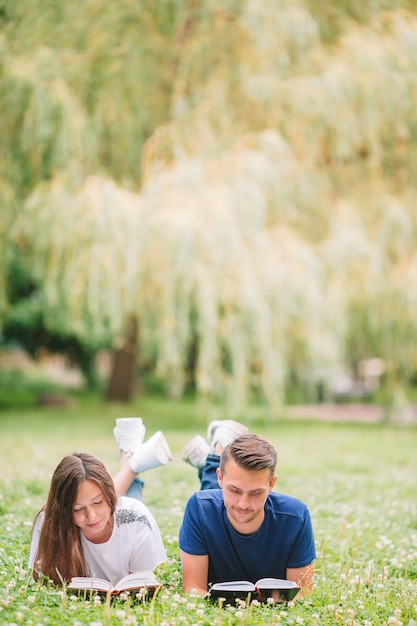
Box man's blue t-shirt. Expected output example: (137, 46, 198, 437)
(179, 489, 316, 586)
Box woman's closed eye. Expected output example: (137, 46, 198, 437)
(74, 500, 102, 513)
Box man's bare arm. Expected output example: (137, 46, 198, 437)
(180, 550, 209, 594)
(286, 562, 315, 596)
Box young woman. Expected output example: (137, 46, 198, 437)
(29, 418, 171, 585)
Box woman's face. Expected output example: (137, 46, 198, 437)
(73, 479, 113, 543)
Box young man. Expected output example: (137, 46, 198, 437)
(179, 420, 316, 596)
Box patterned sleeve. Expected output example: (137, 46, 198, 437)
(117, 505, 167, 572)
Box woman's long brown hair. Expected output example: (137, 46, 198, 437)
(32, 452, 116, 585)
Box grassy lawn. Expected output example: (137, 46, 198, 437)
(0, 391, 416, 625)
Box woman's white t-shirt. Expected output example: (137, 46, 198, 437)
(29, 496, 167, 583)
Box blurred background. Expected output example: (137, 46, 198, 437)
(1, 0, 417, 421)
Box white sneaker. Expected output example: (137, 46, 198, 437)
(113, 417, 146, 453)
(182, 435, 210, 469)
(129, 431, 172, 474)
(207, 419, 248, 451)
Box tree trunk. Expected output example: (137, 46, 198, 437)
(106, 314, 139, 402)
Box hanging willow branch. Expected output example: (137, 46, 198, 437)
(3, 1, 417, 410)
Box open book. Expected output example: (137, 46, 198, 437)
(209, 578, 300, 603)
(67, 570, 161, 599)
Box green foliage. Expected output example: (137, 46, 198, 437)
(305, 0, 417, 42)
(1, 1, 417, 412)
(0, 369, 52, 408)
(0, 395, 416, 624)
(1, 252, 106, 387)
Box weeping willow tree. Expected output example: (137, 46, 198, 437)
(2, 0, 417, 415)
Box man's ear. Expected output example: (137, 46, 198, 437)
(216, 467, 222, 487)
(269, 475, 278, 491)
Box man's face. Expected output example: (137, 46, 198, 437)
(217, 458, 277, 534)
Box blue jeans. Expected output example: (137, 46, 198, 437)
(198, 453, 221, 490)
(126, 454, 220, 499)
(126, 477, 144, 500)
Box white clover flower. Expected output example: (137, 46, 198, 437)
(387, 618, 402, 626)
(296, 617, 304, 624)
(16, 613, 24, 621)
(115, 609, 126, 620)
(27, 595, 36, 603)
(119, 591, 130, 601)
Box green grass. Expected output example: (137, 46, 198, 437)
(0, 391, 416, 625)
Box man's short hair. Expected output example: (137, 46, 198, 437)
(220, 433, 277, 480)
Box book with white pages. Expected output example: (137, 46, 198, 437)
(67, 570, 161, 599)
(209, 577, 300, 603)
